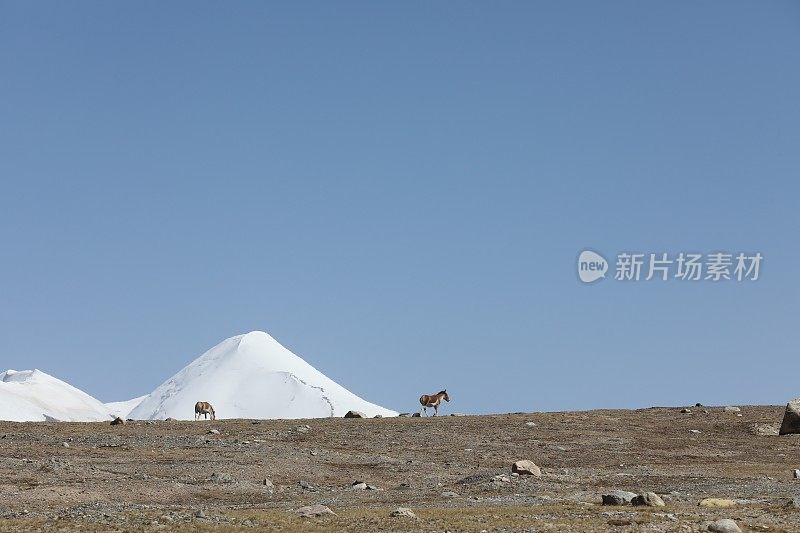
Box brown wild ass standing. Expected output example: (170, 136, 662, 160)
(419, 390, 450, 416)
(194, 401, 216, 420)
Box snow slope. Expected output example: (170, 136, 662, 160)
(0, 369, 114, 422)
(129, 331, 397, 420)
(105, 395, 147, 419)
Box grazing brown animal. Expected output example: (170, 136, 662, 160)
(194, 401, 216, 421)
(419, 390, 450, 416)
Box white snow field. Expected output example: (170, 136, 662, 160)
(129, 331, 397, 420)
(0, 369, 114, 422)
(104, 395, 148, 419)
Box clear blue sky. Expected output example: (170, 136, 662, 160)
(1, 2, 798, 414)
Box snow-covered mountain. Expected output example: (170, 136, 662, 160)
(129, 331, 396, 420)
(105, 395, 147, 419)
(0, 369, 114, 422)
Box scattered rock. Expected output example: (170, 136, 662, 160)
(263, 478, 274, 488)
(62, 442, 70, 448)
(602, 490, 637, 505)
(164, 417, 176, 421)
(442, 491, 459, 497)
(708, 518, 742, 533)
(344, 410, 366, 418)
(786, 497, 800, 508)
(209, 472, 232, 484)
(511, 460, 541, 477)
(398, 413, 411, 417)
(696, 403, 703, 407)
(723, 406, 741, 413)
(780, 399, 800, 435)
(793, 469, 800, 479)
(194, 510, 206, 519)
(411, 412, 421, 417)
(351, 481, 368, 490)
(631, 492, 665, 507)
(449, 413, 466, 416)
(390, 507, 417, 519)
(373, 415, 383, 418)
(110, 417, 125, 426)
(681, 408, 692, 414)
(525, 422, 537, 427)
(296, 504, 335, 518)
(751, 423, 780, 436)
(207, 429, 220, 435)
(690, 429, 701, 434)
(699, 498, 736, 508)
(298, 479, 314, 489)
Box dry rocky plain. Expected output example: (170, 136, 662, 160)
(0, 406, 798, 532)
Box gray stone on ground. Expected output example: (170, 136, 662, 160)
(110, 417, 125, 426)
(723, 406, 741, 412)
(390, 507, 417, 519)
(751, 423, 780, 436)
(207, 429, 220, 435)
(681, 408, 692, 414)
(194, 510, 206, 519)
(296, 504, 335, 518)
(793, 469, 800, 479)
(209, 472, 232, 483)
(511, 460, 541, 477)
(602, 490, 637, 505)
(263, 478, 274, 488)
(525, 421, 537, 427)
(62, 442, 69, 448)
(441, 491, 459, 497)
(411, 412, 421, 417)
(779, 398, 800, 435)
(351, 481, 368, 490)
(631, 492, 665, 507)
(344, 410, 366, 418)
(708, 518, 742, 533)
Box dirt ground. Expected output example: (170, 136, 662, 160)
(0, 406, 798, 532)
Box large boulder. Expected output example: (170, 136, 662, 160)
(511, 460, 541, 477)
(344, 410, 366, 418)
(602, 490, 637, 505)
(631, 492, 665, 507)
(708, 519, 742, 533)
(779, 399, 800, 435)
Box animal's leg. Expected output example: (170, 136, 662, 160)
(434, 405, 438, 416)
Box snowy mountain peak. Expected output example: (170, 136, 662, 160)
(129, 331, 396, 420)
(0, 368, 114, 422)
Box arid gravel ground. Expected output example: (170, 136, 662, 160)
(0, 406, 798, 532)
